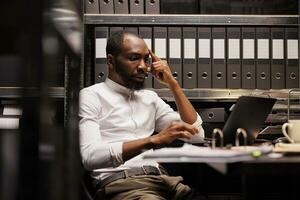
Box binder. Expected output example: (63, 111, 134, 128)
(145, 0, 160, 14)
(198, 108, 225, 123)
(168, 27, 182, 87)
(212, 27, 226, 88)
(153, 27, 167, 89)
(114, 0, 129, 14)
(183, 27, 197, 89)
(129, 0, 144, 14)
(84, 0, 99, 14)
(227, 27, 241, 89)
(124, 26, 138, 34)
(0, 56, 22, 87)
(94, 27, 109, 83)
(160, 0, 199, 14)
(197, 27, 211, 88)
(99, 0, 114, 14)
(109, 26, 123, 36)
(242, 27, 256, 89)
(285, 27, 299, 88)
(256, 27, 271, 89)
(139, 27, 153, 88)
(271, 27, 285, 89)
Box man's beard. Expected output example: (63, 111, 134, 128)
(115, 65, 145, 90)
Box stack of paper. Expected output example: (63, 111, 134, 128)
(143, 144, 273, 163)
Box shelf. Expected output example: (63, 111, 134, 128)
(84, 14, 298, 26)
(0, 87, 65, 98)
(152, 88, 297, 102)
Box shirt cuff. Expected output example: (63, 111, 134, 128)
(192, 113, 205, 138)
(192, 113, 203, 127)
(109, 142, 124, 167)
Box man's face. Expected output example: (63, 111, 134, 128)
(113, 34, 150, 90)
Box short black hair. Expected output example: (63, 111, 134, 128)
(106, 30, 142, 56)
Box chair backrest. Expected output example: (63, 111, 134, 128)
(81, 171, 95, 200)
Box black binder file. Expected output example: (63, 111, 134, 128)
(197, 27, 212, 88)
(109, 26, 123, 36)
(124, 26, 138, 34)
(285, 27, 299, 88)
(145, 0, 160, 14)
(99, 0, 114, 14)
(114, 0, 129, 14)
(153, 27, 167, 89)
(168, 27, 182, 87)
(212, 27, 226, 88)
(95, 27, 109, 83)
(242, 27, 256, 89)
(183, 27, 197, 89)
(85, 0, 99, 13)
(139, 27, 153, 88)
(256, 27, 271, 89)
(198, 108, 226, 123)
(271, 27, 285, 89)
(227, 27, 241, 89)
(129, 0, 144, 14)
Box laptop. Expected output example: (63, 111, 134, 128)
(221, 96, 276, 146)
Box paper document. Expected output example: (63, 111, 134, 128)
(143, 144, 273, 159)
(273, 143, 300, 153)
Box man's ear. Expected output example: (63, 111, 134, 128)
(107, 54, 115, 70)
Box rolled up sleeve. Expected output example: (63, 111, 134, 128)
(79, 89, 124, 171)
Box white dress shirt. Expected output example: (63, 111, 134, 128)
(79, 78, 205, 180)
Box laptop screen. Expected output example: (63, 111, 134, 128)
(222, 96, 276, 146)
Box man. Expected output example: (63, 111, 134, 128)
(79, 31, 205, 200)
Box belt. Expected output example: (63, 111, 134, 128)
(96, 165, 168, 189)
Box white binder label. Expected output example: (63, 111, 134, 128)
(257, 39, 269, 59)
(228, 39, 240, 59)
(243, 39, 254, 59)
(95, 38, 107, 58)
(184, 39, 196, 59)
(287, 39, 298, 59)
(213, 39, 224, 59)
(169, 39, 181, 58)
(198, 39, 210, 58)
(272, 39, 284, 59)
(144, 39, 152, 50)
(154, 39, 166, 58)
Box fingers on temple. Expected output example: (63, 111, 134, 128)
(149, 49, 160, 62)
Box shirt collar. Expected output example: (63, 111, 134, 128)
(105, 78, 133, 95)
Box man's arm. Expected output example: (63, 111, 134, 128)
(123, 51, 204, 162)
(123, 121, 198, 161)
(149, 50, 197, 124)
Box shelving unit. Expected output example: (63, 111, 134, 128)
(0, 87, 65, 98)
(82, 14, 298, 100)
(0, 1, 82, 200)
(84, 14, 298, 26)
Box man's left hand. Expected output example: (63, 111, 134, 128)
(149, 50, 177, 87)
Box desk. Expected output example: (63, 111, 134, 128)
(236, 155, 300, 200)
(156, 154, 300, 200)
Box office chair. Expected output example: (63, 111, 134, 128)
(81, 171, 95, 200)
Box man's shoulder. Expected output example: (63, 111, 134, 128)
(80, 83, 106, 92)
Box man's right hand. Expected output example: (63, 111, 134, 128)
(150, 121, 199, 148)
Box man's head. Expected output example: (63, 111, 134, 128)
(106, 31, 150, 90)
